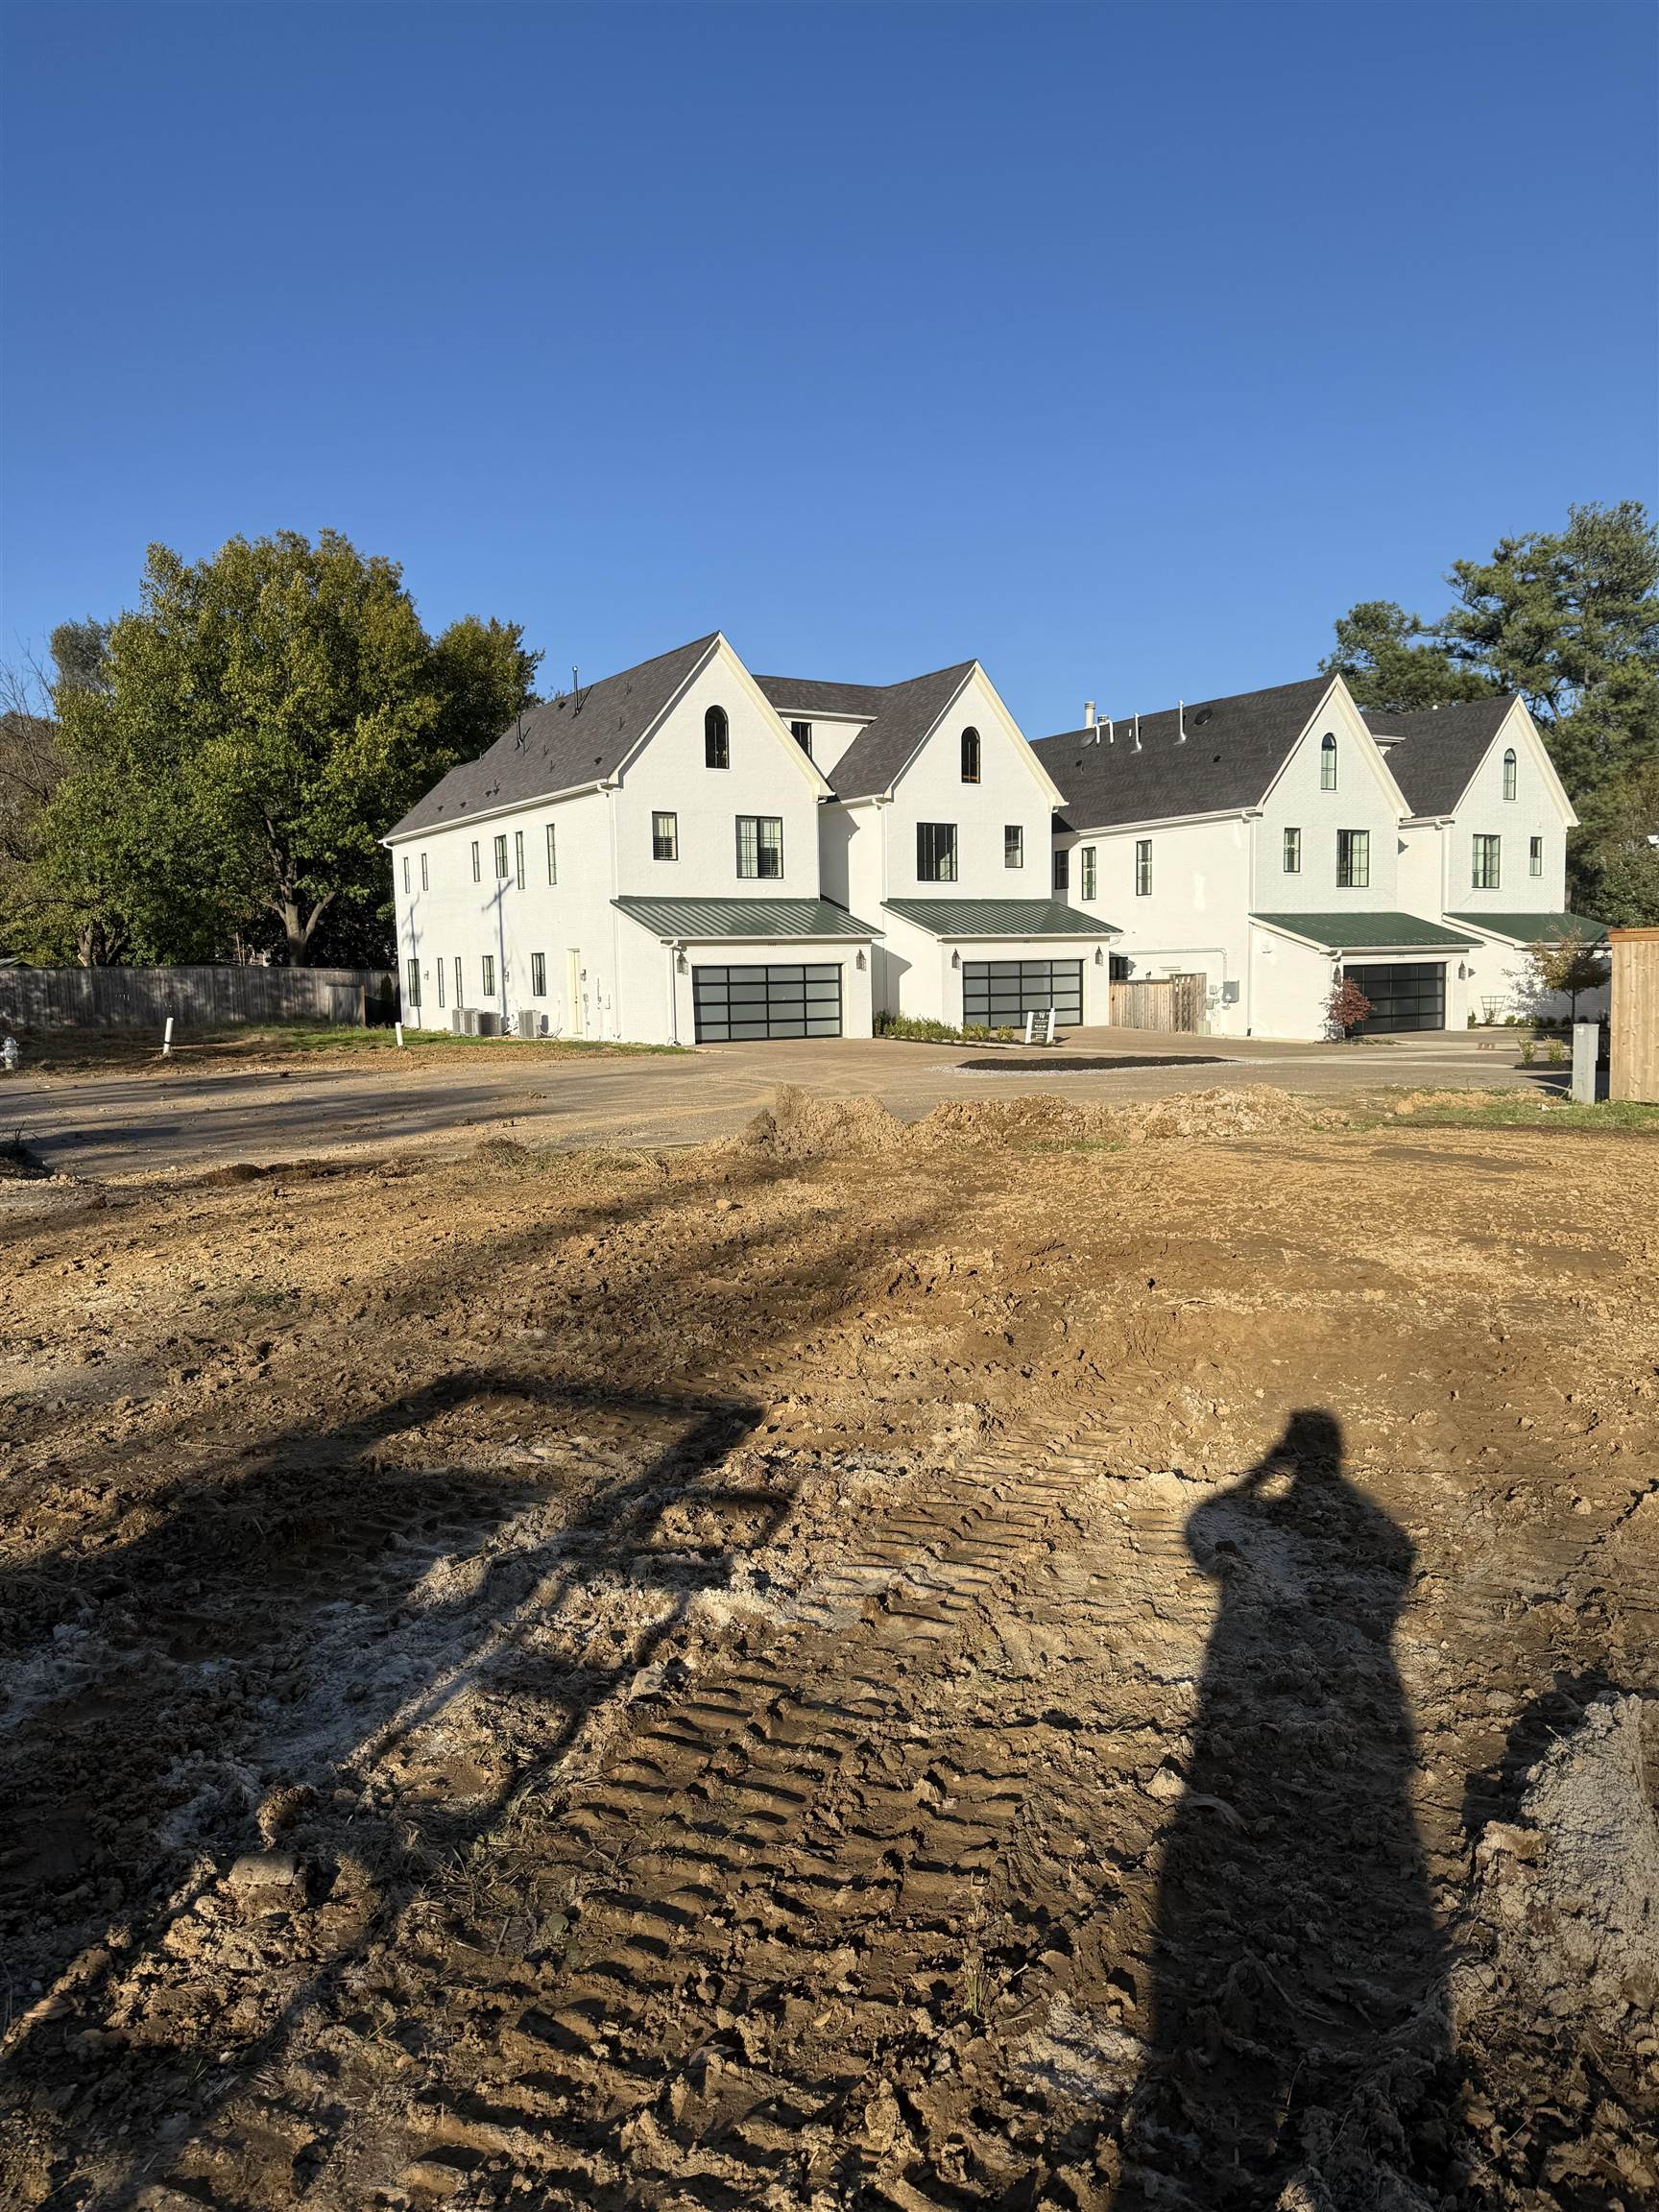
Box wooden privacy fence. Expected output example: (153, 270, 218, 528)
(1608, 928, 1659, 1103)
(0, 965, 394, 1031)
(1110, 973, 1207, 1032)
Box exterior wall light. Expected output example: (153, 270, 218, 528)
(950, 950, 960, 969)
(855, 950, 866, 971)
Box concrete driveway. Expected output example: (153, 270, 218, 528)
(3, 1027, 1550, 1180)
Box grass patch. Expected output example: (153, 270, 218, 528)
(1360, 1089, 1659, 1135)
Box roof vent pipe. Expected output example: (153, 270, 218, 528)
(1105, 718, 1115, 745)
(1133, 714, 1142, 752)
(1177, 699, 1187, 742)
(1084, 701, 1096, 731)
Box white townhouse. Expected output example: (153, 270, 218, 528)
(385, 632, 1114, 1046)
(1034, 676, 1606, 1039)
(1360, 696, 1606, 1023)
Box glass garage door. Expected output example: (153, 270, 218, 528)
(962, 958, 1084, 1029)
(693, 963, 843, 1042)
(1342, 961, 1446, 1034)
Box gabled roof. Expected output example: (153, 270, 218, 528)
(882, 897, 1118, 939)
(613, 896, 879, 942)
(387, 634, 720, 838)
(1360, 697, 1516, 816)
(755, 661, 978, 800)
(1252, 911, 1479, 952)
(1447, 909, 1607, 946)
(1033, 677, 1334, 830)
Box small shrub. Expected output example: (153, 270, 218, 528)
(1466, 1010, 1478, 1028)
(1326, 978, 1373, 1040)
(876, 1011, 964, 1044)
(1519, 1040, 1535, 1066)
(1546, 1039, 1567, 1067)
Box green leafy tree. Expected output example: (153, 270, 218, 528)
(38, 533, 540, 966)
(1322, 600, 1495, 712)
(1522, 929, 1611, 1021)
(1326, 503, 1659, 921)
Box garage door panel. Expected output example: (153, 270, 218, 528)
(1343, 962, 1445, 1035)
(694, 961, 843, 1043)
(963, 958, 1083, 1028)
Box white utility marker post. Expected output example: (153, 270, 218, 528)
(1571, 1021, 1599, 1105)
(395, 1021, 405, 1049)
(161, 1017, 173, 1058)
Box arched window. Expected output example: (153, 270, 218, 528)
(960, 727, 981, 783)
(1503, 747, 1517, 801)
(1320, 732, 1337, 790)
(705, 706, 729, 770)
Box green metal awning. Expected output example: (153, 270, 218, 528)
(612, 896, 879, 942)
(881, 898, 1118, 939)
(1251, 911, 1479, 952)
(1447, 910, 1607, 946)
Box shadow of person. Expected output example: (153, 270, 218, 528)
(1118, 1411, 1458, 2209)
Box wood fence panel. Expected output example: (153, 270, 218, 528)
(1609, 929, 1659, 1103)
(0, 966, 390, 1031)
(1109, 974, 1207, 1032)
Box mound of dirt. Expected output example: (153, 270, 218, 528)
(733, 1084, 907, 1161)
(917, 1086, 1317, 1148)
(1472, 1692, 1657, 2029)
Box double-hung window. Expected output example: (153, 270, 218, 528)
(1472, 833, 1501, 890)
(405, 957, 421, 1009)
(1320, 733, 1337, 790)
(917, 822, 958, 882)
(1503, 749, 1517, 801)
(471, 839, 481, 883)
(546, 822, 558, 884)
(1135, 839, 1152, 897)
(514, 830, 525, 889)
(531, 951, 546, 997)
(421, 852, 429, 891)
(1529, 835, 1543, 878)
(401, 854, 411, 893)
(1052, 848, 1070, 893)
(735, 815, 783, 878)
(1080, 845, 1097, 901)
(653, 810, 679, 861)
(493, 833, 509, 879)
(436, 960, 446, 1009)
(1004, 825, 1023, 870)
(790, 720, 813, 758)
(1284, 827, 1302, 874)
(1336, 829, 1370, 888)
(482, 953, 495, 997)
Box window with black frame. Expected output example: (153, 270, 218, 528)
(1529, 835, 1543, 877)
(1284, 826, 1301, 874)
(1135, 839, 1152, 896)
(917, 822, 958, 881)
(706, 706, 730, 768)
(1004, 825, 1023, 869)
(961, 728, 981, 783)
(1336, 829, 1370, 888)
(1472, 833, 1501, 889)
(1053, 848, 1070, 893)
(735, 815, 783, 878)
(1080, 845, 1097, 901)
(653, 810, 679, 861)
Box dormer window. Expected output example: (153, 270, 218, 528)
(961, 727, 981, 783)
(705, 706, 730, 769)
(1320, 733, 1337, 790)
(1503, 748, 1517, 801)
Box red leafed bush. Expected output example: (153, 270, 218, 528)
(1325, 977, 1372, 1038)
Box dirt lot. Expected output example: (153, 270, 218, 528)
(2, 1087, 1655, 2211)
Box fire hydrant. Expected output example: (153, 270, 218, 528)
(0, 1034, 18, 1073)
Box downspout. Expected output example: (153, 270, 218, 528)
(606, 781, 622, 1041)
(1244, 809, 1259, 1036)
(667, 941, 682, 1045)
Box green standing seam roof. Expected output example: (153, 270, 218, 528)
(1447, 910, 1607, 945)
(612, 896, 880, 942)
(881, 898, 1120, 938)
(1251, 911, 1479, 951)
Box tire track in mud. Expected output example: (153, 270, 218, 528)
(168, 1401, 1175, 2212)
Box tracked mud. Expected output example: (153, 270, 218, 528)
(1, 1095, 1656, 2209)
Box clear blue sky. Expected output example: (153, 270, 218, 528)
(4, 0, 1654, 736)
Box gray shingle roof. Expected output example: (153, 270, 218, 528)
(1447, 909, 1606, 945)
(755, 662, 979, 800)
(613, 896, 879, 942)
(1251, 911, 1479, 951)
(882, 898, 1118, 939)
(1033, 677, 1334, 830)
(1361, 697, 1516, 816)
(387, 634, 720, 839)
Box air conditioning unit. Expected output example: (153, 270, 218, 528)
(517, 1007, 541, 1039)
(450, 1009, 467, 1034)
(476, 1010, 500, 1037)
(460, 1007, 482, 1037)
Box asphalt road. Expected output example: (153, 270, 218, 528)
(1, 1028, 1553, 1180)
